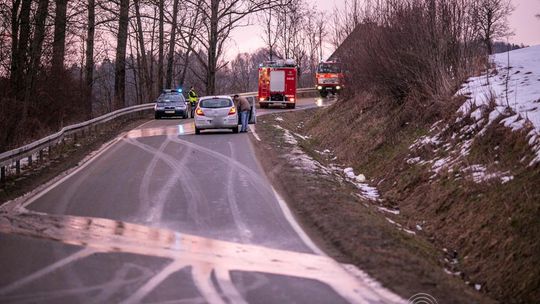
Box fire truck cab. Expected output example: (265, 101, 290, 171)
(316, 61, 344, 98)
(258, 59, 297, 109)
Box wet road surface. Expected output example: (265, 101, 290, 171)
(0, 97, 403, 303)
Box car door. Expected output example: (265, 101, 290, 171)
(248, 96, 257, 124)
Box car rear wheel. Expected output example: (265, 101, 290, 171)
(154, 113, 160, 119)
(286, 103, 296, 109)
(195, 127, 200, 135)
(320, 91, 328, 98)
(232, 126, 239, 133)
(183, 112, 188, 119)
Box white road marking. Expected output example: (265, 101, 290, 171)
(214, 267, 249, 304)
(270, 187, 326, 256)
(120, 261, 189, 304)
(248, 125, 261, 141)
(192, 263, 227, 304)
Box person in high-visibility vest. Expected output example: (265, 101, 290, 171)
(188, 87, 198, 117)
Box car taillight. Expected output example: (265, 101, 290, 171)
(196, 108, 204, 116)
(228, 107, 237, 115)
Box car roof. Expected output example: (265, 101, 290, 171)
(162, 89, 183, 93)
(199, 95, 232, 101)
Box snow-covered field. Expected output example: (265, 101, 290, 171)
(458, 45, 540, 165)
(409, 46, 540, 183)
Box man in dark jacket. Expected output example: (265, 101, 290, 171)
(233, 95, 251, 133)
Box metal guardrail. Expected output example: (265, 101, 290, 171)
(0, 87, 318, 182)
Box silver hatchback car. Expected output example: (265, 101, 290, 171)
(194, 96, 239, 134)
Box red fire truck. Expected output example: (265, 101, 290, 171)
(316, 61, 344, 98)
(258, 59, 297, 109)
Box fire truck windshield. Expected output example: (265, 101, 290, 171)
(317, 63, 341, 73)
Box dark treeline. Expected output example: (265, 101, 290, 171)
(334, 0, 514, 105)
(0, 0, 516, 151)
(0, 0, 329, 151)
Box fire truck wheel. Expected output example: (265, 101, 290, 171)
(320, 91, 328, 98)
(286, 103, 295, 109)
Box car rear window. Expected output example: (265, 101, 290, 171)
(199, 98, 232, 108)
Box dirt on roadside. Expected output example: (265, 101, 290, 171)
(251, 109, 495, 304)
(0, 116, 153, 206)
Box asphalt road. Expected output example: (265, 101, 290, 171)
(0, 97, 402, 304)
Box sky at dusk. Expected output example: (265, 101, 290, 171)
(227, 0, 540, 60)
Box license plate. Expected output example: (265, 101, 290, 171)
(165, 110, 175, 114)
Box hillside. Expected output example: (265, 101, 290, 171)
(313, 46, 540, 302)
(256, 46, 540, 303)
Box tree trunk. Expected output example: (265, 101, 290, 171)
(149, 7, 157, 97)
(158, 0, 164, 91)
(10, 0, 22, 83)
(114, 0, 130, 110)
(179, 1, 201, 87)
(206, 0, 219, 95)
(23, 0, 50, 106)
(52, 0, 69, 75)
(165, 0, 180, 88)
(12, 0, 32, 97)
(134, 0, 152, 102)
(85, 0, 95, 118)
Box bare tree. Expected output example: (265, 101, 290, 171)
(114, 0, 130, 109)
(85, 0, 96, 118)
(23, 0, 49, 106)
(133, 0, 152, 102)
(157, 0, 164, 91)
(165, 0, 180, 88)
(183, 0, 284, 94)
(11, 0, 31, 97)
(178, 0, 203, 87)
(52, 0, 69, 74)
(260, 3, 282, 61)
(329, 0, 365, 51)
(471, 0, 514, 55)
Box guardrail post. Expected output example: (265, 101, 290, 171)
(28, 155, 32, 166)
(39, 149, 44, 162)
(1, 166, 5, 183)
(15, 160, 21, 175)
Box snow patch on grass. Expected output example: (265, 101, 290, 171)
(458, 45, 540, 165)
(461, 164, 513, 184)
(274, 124, 381, 202)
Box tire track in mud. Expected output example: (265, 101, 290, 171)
(0, 248, 95, 296)
(225, 142, 253, 243)
(137, 138, 192, 224)
(124, 137, 205, 229)
(167, 136, 299, 239)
